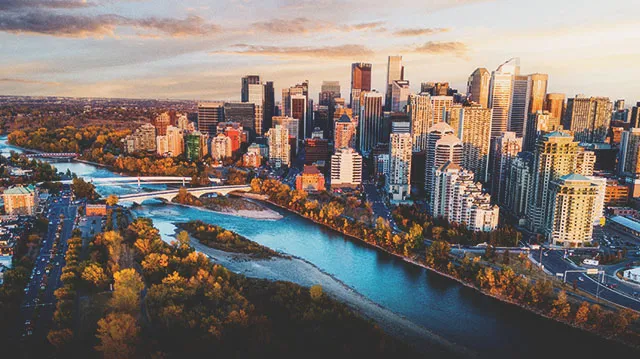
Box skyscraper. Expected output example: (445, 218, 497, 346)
(408, 93, 433, 152)
(547, 174, 603, 247)
(489, 58, 519, 138)
(528, 73, 548, 114)
(241, 75, 260, 102)
(618, 128, 640, 178)
(247, 83, 265, 136)
(350, 63, 372, 111)
(272, 116, 299, 145)
(166, 125, 184, 157)
(334, 114, 357, 150)
(424, 122, 456, 193)
(467, 68, 490, 108)
(358, 91, 383, 153)
(291, 94, 308, 140)
(263, 81, 275, 133)
(630, 102, 640, 128)
(224, 102, 255, 135)
(197, 102, 224, 136)
(428, 134, 464, 206)
(388, 122, 412, 201)
(449, 104, 492, 182)
(527, 131, 595, 233)
(282, 81, 308, 117)
(490, 131, 522, 206)
(564, 95, 613, 143)
(319, 81, 341, 106)
(390, 80, 411, 112)
(544, 93, 565, 123)
(508, 74, 531, 138)
(385, 56, 404, 109)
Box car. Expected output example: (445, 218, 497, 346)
(36, 270, 41, 275)
(578, 277, 585, 282)
(25, 320, 31, 326)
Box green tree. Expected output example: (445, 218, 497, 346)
(310, 285, 323, 301)
(110, 269, 144, 314)
(95, 312, 140, 359)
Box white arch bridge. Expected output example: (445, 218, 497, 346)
(58, 176, 223, 187)
(117, 185, 252, 205)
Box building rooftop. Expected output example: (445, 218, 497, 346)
(4, 185, 36, 195)
(428, 121, 455, 134)
(301, 165, 322, 175)
(559, 173, 592, 182)
(609, 216, 640, 233)
(336, 114, 353, 123)
(436, 134, 463, 146)
(544, 130, 572, 138)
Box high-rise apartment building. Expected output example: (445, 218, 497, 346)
(544, 93, 565, 122)
(153, 112, 171, 136)
(387, 122, 412, 201)
(523, 111, 561, 152)
(331, 147, 363, 188)
(197, 102, 225, 136)
(272, 116, 300, 150)
(528, 73, 548, 115)
(390, 80, 411, 112)
(156, 135, 168, 156)
(408, 93, 433, 152)
(490, 131, 522, 205)
(358, 91, 383, 153)
(448, 104, 492, 182)
(334, 114, 357, 150)
(385, 56, 404, 109)
(211, 133, 232, 161)
(489, 58, 519, 138)
(266, 124, 291, 168)
(431, 96, 454, 125)
(564, 95, 613, 143)
(350, 63, 372, 111)
(166, 126, 184, 157)
(504, 152, 534, 218)
(432, 163, 499, 232)
(422, 82, 452, 96)
(282, 81, 308, 118)
(547, 174, 603, 247)
(467, 68, 490, 108)
(527, 131, 595, 233)
(424, 122, 456, 195)
(427, 134, 464, 203)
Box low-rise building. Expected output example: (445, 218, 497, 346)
(295, 165, 326, 192)
(3, 185, 37, 216)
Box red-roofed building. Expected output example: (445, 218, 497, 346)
(295, 165, 326, 192)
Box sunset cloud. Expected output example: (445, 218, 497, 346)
(0, 0, 92, 10)
(0, 77, 61, 86)
(0, 12, 220, 38)
(412, 41, 469, 57)
(250, 17, 385, 34)
(214, 44, 375, 59)
(393, 27, 450, 37)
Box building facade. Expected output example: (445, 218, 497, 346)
(330, 148, 363, 188)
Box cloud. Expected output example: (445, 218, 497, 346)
(412, 41, 469, 57)
(250, 17, 385, 34)
(213, 44, 375, 59)
(393, 27, 449, 37)
(0, 77, 60, 86)
(0, 11, 220, 38)
(0, 0, 92, 10)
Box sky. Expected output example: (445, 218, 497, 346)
(1, 0, 640, 104)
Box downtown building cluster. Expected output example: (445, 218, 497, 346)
(180, 57, 640, 243)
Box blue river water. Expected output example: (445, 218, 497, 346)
(1, 136, 637, 358)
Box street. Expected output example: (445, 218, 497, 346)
(19, 191, 78, 343)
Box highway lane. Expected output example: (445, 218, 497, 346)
(535, 250, 640, 311)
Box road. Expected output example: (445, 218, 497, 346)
(361, 162, 399, 231)
(19, 192, 78, 344)
(534, 249, 640, 311)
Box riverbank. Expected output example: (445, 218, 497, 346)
(175, 228, 473, 358)
(170, 201, 283, 220)
(258, 198, 640, 350)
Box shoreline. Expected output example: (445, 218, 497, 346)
(170, 201, 283, 220)
(172, 228, 474, 358)
(258, 198, 640, 350)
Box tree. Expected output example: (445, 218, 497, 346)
(550, 291, 571, 320)
(71, 177, 98, 200)
(95, 313, 140, 359)
(106, 195, 119, 206)
(110, 269, 144, 314)
(82, 263, 108, 289)
(310, 285, 323, 301)
(574, 301, 590, 326)
(47, 328, 73, 350)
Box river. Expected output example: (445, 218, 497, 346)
(1, 136, 636, 358)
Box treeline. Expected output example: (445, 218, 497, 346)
(45, 217, 415, 357)
(393, 204, 522, 247)
(250, 178, 640, 344)
(178, 220, 284, 259)
(1, 152, 60, 185)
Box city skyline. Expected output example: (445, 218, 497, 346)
(1, 0, 640, 103)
